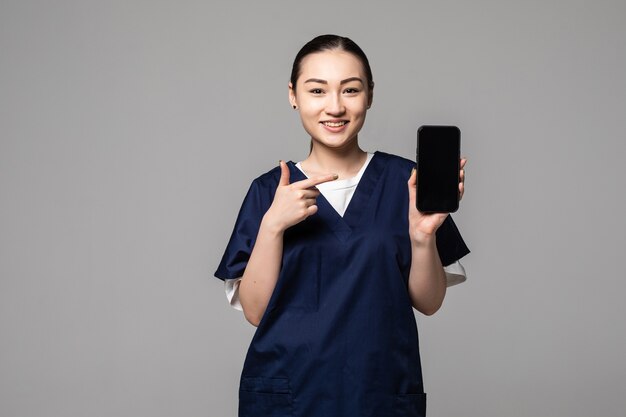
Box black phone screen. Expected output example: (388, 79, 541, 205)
(416, 125, 460, 213)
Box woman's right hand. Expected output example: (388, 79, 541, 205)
(262, 160, 338, 232)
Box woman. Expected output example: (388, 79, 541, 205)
(214, 34, 469, 417)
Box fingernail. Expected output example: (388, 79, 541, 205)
(278, 159, 282, 165)
(411, 167, 416, 174)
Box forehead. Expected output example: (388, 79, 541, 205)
(298, 50, 365, 82)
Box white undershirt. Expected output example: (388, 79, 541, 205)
(295, 152, 375, 216)
(223, 152, 466, 311)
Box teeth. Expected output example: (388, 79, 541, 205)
(323, 121, 347, 127)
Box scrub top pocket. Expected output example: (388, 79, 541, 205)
(393, 392, 427, 417)
(239, 376, 293, 417)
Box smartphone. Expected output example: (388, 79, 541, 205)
(416, 125, 461, 213)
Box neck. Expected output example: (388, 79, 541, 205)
(304, 138, 367, 179)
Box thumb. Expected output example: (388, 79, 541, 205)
(407, 167, 417, 211)
(278, 159, 290, 186)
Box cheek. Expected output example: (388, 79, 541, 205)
(349, 108, 367, 122)
(347, 99, 368, 115)
(299, 107, 320, 123)
(298, 111, 320, 134)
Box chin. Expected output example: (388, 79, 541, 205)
(313, 136, 358, 150)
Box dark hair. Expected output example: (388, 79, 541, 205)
(290, 34, 374, 92)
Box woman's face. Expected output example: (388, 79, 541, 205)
(289, 49, 373, 150)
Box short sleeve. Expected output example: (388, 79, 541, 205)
(214, 179, 270, 281)
(444, 260, 467, 287)
(224, 278, 244, 310)
(435, 214, 470, 267)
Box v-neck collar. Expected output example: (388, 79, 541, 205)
(287, 150, 386, 242)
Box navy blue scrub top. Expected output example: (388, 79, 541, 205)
(214, 151, 470, 417)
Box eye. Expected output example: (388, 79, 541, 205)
(309, 88, 324, 95)
(343, 88, 361, 94)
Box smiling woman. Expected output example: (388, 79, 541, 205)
(214, 34, 470, 417)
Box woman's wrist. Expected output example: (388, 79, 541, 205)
(410, 230, 437, 249)
(260, 213, 286, 236)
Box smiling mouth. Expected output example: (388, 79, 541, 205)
(321, 121, 348, 127)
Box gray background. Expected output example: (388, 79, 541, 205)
(1, 0, 625, 416)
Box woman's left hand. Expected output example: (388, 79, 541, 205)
(407, 158, 467, 242)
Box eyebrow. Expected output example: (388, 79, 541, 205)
(304, 77, 364, 85)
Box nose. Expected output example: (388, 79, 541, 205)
(324, 92, 345, 116)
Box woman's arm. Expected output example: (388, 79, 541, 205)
(238, 161, 338, 326)
(407, 233, 447, 315)
(406, 158, 466, 315)
(238, 218, 284, 327)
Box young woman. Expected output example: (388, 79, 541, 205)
(214, 34, 469, 417)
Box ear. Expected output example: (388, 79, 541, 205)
(367, 81, 374, 108)
(288, 82, 297, 108)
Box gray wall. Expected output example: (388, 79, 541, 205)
(1, 0, 625, 416)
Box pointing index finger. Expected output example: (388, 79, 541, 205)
(293, 173, 339, 189)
